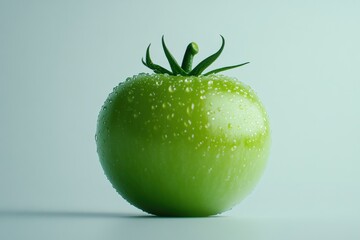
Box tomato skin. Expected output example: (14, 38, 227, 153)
(96, 73, 270, 217)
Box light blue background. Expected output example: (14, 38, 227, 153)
(1, 0, 359, 239)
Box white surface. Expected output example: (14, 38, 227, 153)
(1, 212, 359, 240)
(1, 0, 360, 239)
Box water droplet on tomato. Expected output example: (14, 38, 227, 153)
(127, 95, 134, 102)
(184, 78, 192, 84)
(168, 85, 175, 93)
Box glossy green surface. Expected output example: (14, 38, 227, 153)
(96, 73, 270, 217)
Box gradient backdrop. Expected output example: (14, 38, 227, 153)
(1, 0, 359, 239)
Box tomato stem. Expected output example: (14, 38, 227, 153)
(181, 42, 199, 73)
(142, 36, 249, 76)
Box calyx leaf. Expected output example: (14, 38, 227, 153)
(142, 36, 249, 76)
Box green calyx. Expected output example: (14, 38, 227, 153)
(142, 36, 249, 76)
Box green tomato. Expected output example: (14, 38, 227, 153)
(96, 37, 270, 217)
